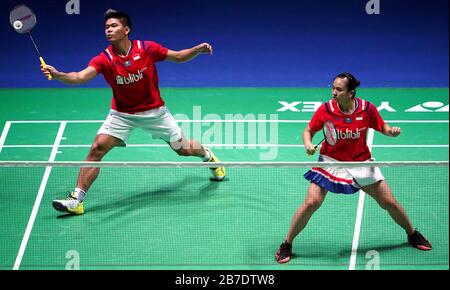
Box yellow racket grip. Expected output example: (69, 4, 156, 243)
(40, 57, 52, 80)
(306, 145, 317, 156)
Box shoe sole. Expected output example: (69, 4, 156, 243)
(52, 201, 68, 213)
(275, 255, 291, 264)
(211, 175, 225, 181)
(414, 245, 432, 251)
(52, 201, 84, 215)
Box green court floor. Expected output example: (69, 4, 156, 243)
(0, 88, 448, 270)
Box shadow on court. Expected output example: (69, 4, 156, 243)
(337, 242, 410, 257)
(262, 241, 410, 266)
(76, 176, 226, 218)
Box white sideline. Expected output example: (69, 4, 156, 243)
(0, 121, 12, 153)
(348, 129, 375, 270)
(13, 122, 66, 270)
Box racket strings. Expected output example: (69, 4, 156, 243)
(323, 121, 337, 145)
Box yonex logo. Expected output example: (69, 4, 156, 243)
(116, 69, 144, 85)
(277, 101, 448, 113)
(277, 101, 321, 112)
(406, 102, 449, 112)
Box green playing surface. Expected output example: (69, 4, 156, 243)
(0, 88, 448, 270)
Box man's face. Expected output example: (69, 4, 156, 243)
(332, 77, 354, 101)
(105, 18, 129, 42)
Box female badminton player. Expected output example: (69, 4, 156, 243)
(275, 72, 432, 264)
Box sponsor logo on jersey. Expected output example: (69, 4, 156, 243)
(116, 69, 144, 85)
(336, 128, 362, 140)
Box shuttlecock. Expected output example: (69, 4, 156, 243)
(13, 20, 23, 30)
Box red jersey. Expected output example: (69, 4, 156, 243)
(308, 98, 385, 161)
(88, 40, 168, 113)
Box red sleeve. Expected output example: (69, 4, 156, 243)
(88, 54, 107, 74)
(144, 41, 168, 62)
(308, 104, 327, 133)
(367, 102, 385, 132)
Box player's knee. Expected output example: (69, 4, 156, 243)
(175, 148, 193, 157)
(87, 142, 107, 160)
(305, 198, 323, 211)
(379, 199, 397, 211)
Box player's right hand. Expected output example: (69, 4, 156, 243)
(305, 144, 316, 156)
(41, 64, 57, 79)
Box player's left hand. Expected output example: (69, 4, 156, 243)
(390, 127, 402, 137)
(196, 43, 213, 55)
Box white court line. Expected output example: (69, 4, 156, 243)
(1, 144, 448, 148)
(13, 122, 66, 270)
(7, 119, 449, 124)
(0, 121, 12, 153)
(348, 129, 375, 270)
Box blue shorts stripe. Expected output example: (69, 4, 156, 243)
(304, 170, 360, 194)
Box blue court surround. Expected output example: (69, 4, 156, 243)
(1, 0, 448, 88)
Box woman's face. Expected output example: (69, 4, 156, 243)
(332, 77, 354, 102)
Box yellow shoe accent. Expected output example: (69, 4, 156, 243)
(52, 191, 85, 215)
(67, 202, 84, 215)
(205, 148, 226, 181)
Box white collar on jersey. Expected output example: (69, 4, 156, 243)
(115, 40, 132, 58)
(337, 98, 359, 115)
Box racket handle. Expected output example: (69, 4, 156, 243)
(39, 57, 52, 80)
(306, 145, 317, 156)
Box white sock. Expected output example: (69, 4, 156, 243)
(202, 149, 211, 162)
(74, 187, 86, 202)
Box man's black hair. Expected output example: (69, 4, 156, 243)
(105, 9, 131, 29)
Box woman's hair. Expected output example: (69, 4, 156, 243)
(335, 72, 361, 94)
(105, 9, 132, 29)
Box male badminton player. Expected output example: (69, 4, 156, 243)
(42, 9, 226, 215)
(275, 72, 432, 264)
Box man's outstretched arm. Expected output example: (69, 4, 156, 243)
(42, 65, 97, 85)
(166, 42, 213, 63)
